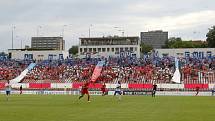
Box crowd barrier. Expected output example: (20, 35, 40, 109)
(51, 83, 72, 88)
(72, 83, 103, 89)
(128, 84, 153, 89)
(0, 83, 215, 89)
(0, 90, 108, 95)
(0, 90, 213, 96)
(29, 83, 51, 88)
(0, 83, 5, 88)
(184, 84, 209, 89)
(11, 83, 29, 88)
(183, 71, 215, 84)
(157, 84, 184, 89)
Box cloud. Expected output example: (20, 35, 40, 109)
(0, 0, 215, 51)
(144, 10, 215, 30)
(126, 2, 163, 13)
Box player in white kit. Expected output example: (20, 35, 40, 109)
(5, 80, 12, 101)
(114, 81, 122, 100)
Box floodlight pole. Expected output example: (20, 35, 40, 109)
(11, 25, 15, 49)
(37, 25, 42, 37)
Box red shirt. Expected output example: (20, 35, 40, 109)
(101, 84, 106, 90)
(82, 82, 89, 90)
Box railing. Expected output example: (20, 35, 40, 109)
(182, 71, 215, 84)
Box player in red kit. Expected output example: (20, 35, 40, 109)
(101, 83, 107, 96)
(195, 86, 200, 96)
(79, 81, 90, 102)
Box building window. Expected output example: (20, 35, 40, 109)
(112, 48, 114, 52)
(84, 48, 87, 52)
(102, 48, 106, 52)
(98, 48, 101, 52)
(125, 47, 128, 51)
(107, 48, 110, 52)
(120, 48, 123, 52)
(93, 48, 96, 52)
(89, 48, 92, 52)
(80, 48, 82, 53)
(130, 47, 133, 51)
(115, 48, 119, 52)
(134, 47, 137, 51)
(176, 53, 183, 56)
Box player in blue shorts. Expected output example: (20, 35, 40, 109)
(5, 80, 12, 101)
(212, 85, 215, 96)
(114, 81, 122, 100)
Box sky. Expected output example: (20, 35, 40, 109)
(0, 0, 215, 51)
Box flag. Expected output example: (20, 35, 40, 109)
(175, 57, 179, 69)
(91, 61, 105, 82)
(10, 63, 36, 84)
(172, 58, 181, 83)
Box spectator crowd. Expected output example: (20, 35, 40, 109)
(0, 56, 215, 84)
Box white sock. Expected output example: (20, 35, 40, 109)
(118, 95, 121, 100)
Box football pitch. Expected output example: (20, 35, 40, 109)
(0, 95, 214, 121)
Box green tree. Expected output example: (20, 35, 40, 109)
(163, 37, 207, 48)
(69, 46, 78, 55)
(206, 26, 215, 47)
(140, 43, 153, 54)
(162, 37, 182, 48)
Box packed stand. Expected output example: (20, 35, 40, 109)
(22, 57, 215, 84)
(180, 58, 215, 84)
(0, 60, 31, 82)
(1, 57, 215, 84)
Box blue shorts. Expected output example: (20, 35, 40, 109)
(114, 91, 121, 95)
(6, 91, 10, 95)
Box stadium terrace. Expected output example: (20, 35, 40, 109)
(0, 56, 215, 93)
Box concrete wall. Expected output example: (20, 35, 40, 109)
(8, 50, 69, 60)
(155, 48, 215, 58)
(78, 45, 140, 58)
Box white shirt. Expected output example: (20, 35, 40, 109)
(5, 83, 11, 91)
(115, 83, 121, 91)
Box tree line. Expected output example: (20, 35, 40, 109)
(141, 25, 215, 53)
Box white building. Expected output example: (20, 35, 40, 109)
(8, 49, 69, 60)
(155, 48, 215, 58)
(78, 36, 140, 58)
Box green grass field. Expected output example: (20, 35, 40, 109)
(0, 95, 214, 121)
